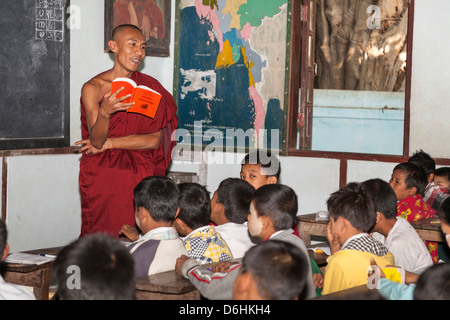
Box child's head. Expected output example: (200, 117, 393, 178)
(134, 176, 179, 230)
(233, 240, 309, 300)
(434, 167, 450, 189)
(53, 234, 135, 300)
(438, 197, 450, 248)
(362, 178, 398, 220)
(413, 263, 450, 300)
(389, 162, 428, 200)
(240, 150, 281, 190)
(408, 149, 435, 183)
(327, 182, 377, 235)
(173, 183, 211, 236)
(247, 184, 297, 239)
(211, 178, 255, 225)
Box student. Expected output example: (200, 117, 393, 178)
(119, 176, 187, 277)
(210, 178, 257, 258)
(175, 184, 316, 300)
(173, 183, 233, 264)
(240, 150, 323, 295)
(232, 240, 309, 300)
(408, 150, 450, 211)
(374, 195, 450, 300)
(322, 182, 394, 295)
(389, 162, 438, 262)
(52, 234, 135, 300)
(365, 178, 433, 274)
(75, 24, 178, 237)
(0, 220, 36, 300)
(240, 150, 280, 190)
(434, 167, 450, 189)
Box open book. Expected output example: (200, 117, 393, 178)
(111, 78, 162, 119)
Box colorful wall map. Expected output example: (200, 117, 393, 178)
(174, 0, 290, 150)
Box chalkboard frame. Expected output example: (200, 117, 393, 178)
(0, 0, 70, 151)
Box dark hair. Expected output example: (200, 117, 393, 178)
(362, 178, 398, 220)
(177, 183, 211, 230)
(111, 24, 143, 40)
(393, 162, 428, 196)
(240, 240, 309, 300)
(327, 182, 377, 233)
(408, 149, 435, 177)
(0, 219, 7, 257)
(251, 184, 298, 230)
(435, 167, 450, 182)
(439, 197, 450, 226)
(413, 263, 450, 300)
(52, 234, 135, 300)
(241, 150, 281, 180)
(134, 176, 179, 222)
(216, 178, 255, 224)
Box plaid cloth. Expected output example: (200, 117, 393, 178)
(342, 234, 389, 257)
(183, 226, 233, 264)
(424, 182, 450, 211)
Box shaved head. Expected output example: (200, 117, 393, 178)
(111, 24, 143, 41)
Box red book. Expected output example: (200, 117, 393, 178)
(111, 78, 162, 119)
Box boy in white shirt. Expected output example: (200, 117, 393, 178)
(0, 219, 35, 300)
(364, 178, 433, 274)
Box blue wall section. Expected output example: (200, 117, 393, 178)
(306, 89, 405, 155)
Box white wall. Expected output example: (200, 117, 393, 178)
(3, 0, 450, 252)
(409, 0, 450, 158)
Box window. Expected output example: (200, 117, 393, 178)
(287, 0, 414, 157)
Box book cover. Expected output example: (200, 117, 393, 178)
(111, 78, 162, 119)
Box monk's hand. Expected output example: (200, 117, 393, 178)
(99, 87, 134, 118)
(74, 138, 110, 155)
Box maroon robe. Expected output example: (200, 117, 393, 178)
(79, 71, 177, 237)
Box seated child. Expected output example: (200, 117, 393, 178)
(240, 150, 323, 295)
(52, 234, 135, 300)
(175, 184, 316, 300)
(434, 167, 450, 189)
(210, 178, 257, 258)
(173, 182, 233, 264)
(322, 182, 394, 295)
(0, 219, 36, 300)
(232, 240, 310, 300)
(119, 176, 187, 277)
(365, 178, 433, 274)
(389, 162, 438, 262)
(374, 196, 450, 300)
(408, 150, 450, 211)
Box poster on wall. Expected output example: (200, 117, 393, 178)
(173, 0, 291, 153)
(104, 0, 171, 57)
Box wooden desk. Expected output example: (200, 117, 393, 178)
(297, 214, 444, 246)
(312, 284, 382, 300)
(1, 247, 62, 300)
(135, 270, 200, 300)
(296, 214, 329, 246)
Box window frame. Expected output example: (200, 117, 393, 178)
(286, 0, 414, 162)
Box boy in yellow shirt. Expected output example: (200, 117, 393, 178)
(322, 182, 394, 295)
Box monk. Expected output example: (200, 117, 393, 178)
(75, 24, 177, 237)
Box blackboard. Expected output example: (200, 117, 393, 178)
(0, 0, 70, 150)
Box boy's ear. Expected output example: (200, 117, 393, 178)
(265, 176, 278, 185)
(1, 243, 9, 261)
(233, 272, 253, 300)
(261, 215, 273, 231)
(407, 186, 417, 196)
(174, 207, 180, 219)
